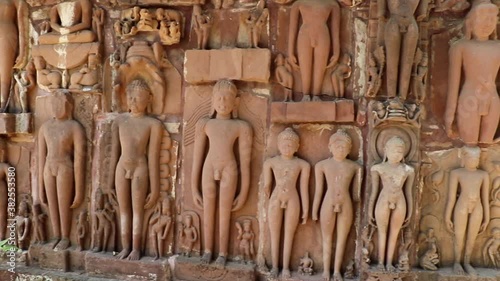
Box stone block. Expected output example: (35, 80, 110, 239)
(270, 100, 355, 123)
(174, 255, 256, 281)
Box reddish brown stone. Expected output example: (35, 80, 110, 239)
(270, 100, 355, 123)
(174, 255, 256, 281)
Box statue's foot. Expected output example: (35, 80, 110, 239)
(453, 262, 465, 275)
(215, 255, 226, 268)
(92, 247, 100, 252)
(386, 264, 396, 273)
(153, 254, 159, 261)
(49, 238, 61, 249)
(269, 267, 279, 279)
(282, 268, 291, 279)
(333, 272, 343, 281)
(54, 238, 70, 251)
(127, 249, 141, 261)
(116, 248, 131, 260)
(376, 263, 385, 271)
(201, 251, 212, 264)
(76, 246, 82, 252)
(322, 270, 331, 281)
(301, 94, 311, 102)
(312, 95, 322, 102)
(464, 263, 477, 276)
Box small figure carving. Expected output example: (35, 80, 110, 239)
(298, 252, 315, 276)
(192, 5, 212, 50)
(92, 188, 115, 253)
(434, 0, 470, 12)
(15, 199, 30, 250)
(418, 228, 439, 271)
(366, 47, 385, 98)
(330, 54, 352, 98)
(445, 146, 490, 275)
(159, 21, 181, 45)
(235, 219, 255, 263)
(0, 0, 28, 112)
(445, 2, 500, 145)
(344, 259, 355, 279)
(191, 80, 253, 267)
(377, 0, 426, 99)
(38, 0, 96, 45)
(397, 230, 412, 272)
(33, 56, 62, 90)
(213, 0, 234, 9)
(412, 49, 428, 103)
(313, 130, 362, 281)
(482, 227, 500, 268)
(149, 193, 172, 260)
(76, 210, 87, 251)
(92, 7, 104, 43)
(32, 203, 47, 244)
(243, 1, 268, 48)
(263, 128, 310, 279)
(38, 91, 86, 251)
(288, 0, 341, 102)
(13, 62, 35, 113)
(109, 79, 164, 260)
(361, 226, 375, 266)
(137, 9, 156, 31)
(179, 214, 198, 257)
(275, 54, 294, 102)
(69, 54, 100, 90)
(368, 136, 415, 272)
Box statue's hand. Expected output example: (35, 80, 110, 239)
(144, 192, 159, 209)
(301, 213, 308, 225)
(60, 28, 70, 35)
(369, 216, 377, 227)
(326, 56, 339, 69)
(232, 195, 246, 211)
(193, 192, 203, 209)
(479, 221, 489, 235)
(70, 194, 84, 209)
(14, 55, 26, 69)
(445, 219, 454, 234)
(312, 212, 318, 221)
(402, 218, 411, 228)
(288, 55, 299, 69)
(40, 190, 48, 205)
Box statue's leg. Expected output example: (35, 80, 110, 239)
(479, 96, 500, 143)
(320, 203, 336, 280)
(282, 197, 300, 278)
(268, 197, 284, 274)
(216, 167, 238, 266)
(44, 167, 61, 239)
(399, 20, 418, 100)
(297, 34, 314, 97)
(386, 198, 406, 271)
(464, 205, 482, 275)
(115, 166, 132, 259)
(457, 97, 481, 145)
(312, 37, 330, 97)
(334, 203, 353, 277)
(128, 167, 149, 260)
(374, 199, 390, 269)
(453, 204, 467, 274)
(384, 19, 402, 98)
(201, 165, 217, 257)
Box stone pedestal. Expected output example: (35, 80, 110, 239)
(28, 243, 70, 272)
(174, 255, 256, 281)
(271, 100, 355, 123)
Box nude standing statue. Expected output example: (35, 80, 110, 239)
(445, 146, 490, 275)
(191, 80, 253, 267)
(0, 0, 28, 112)
(378, 0, 426, 99)
(109, 79, 163, 260)
(313, 130, 362, 281)
(38, 91, 86, 251)
(193, 5, 212, 50)
(149, 194, 172, 260)
(263, 128, 310, 279)
(445, 2, 500, 145)
(368, 136, 415, 271)
(288, 0, 340, 102)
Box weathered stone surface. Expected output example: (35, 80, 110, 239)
(270, 100, 355, 123)
(174, 255, 256, 281)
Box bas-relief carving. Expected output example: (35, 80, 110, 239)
(298, 252, 314, 276)
(15, 198, 30, 250)
(239, 0, 268, 49)
(445, 1, 500, 145)
(149, 192, 172, 260)
(234, 217, 256, 264)
(178, 211, 200, 257)
(91, 188, 115, 253)
(192, 4, 212, 50)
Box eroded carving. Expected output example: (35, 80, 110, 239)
(331, 54, 352, 99)
(192, 5, 212, 50)
(15, 198, 30, 250)
(149, 192, 172, 260)
(92, 188, 115, 253)
(274, 54, 294, 102)
(76, 209, 87, 251)
(32, 203, 47, 244)
(179, 212, 199, 257)
(482, 227, 500, 268)
(298, 252, 314, 276)
(235, 219, 255, 263)
(418, 228, 439, 270)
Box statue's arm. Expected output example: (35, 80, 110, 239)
(49, 5, 63, 32)
(368, 166, 380, 224)
(404, 167, 415, 225)
(161, 220, 172, 239)
(71, 123, 86, 209)
(377, 0, 386, 19)
(353, 163, 363, 202)
(191, 119, 208, 209)
(108, 119, 120, 192)
(288, 3, 300, 61)
(300, 161, 311, 224)
(263, 159, 273, 198)
(67, 0, 93, 34)
(330, 2, 341, 64)
(15, 0, 28, 67)
(481, 172, 490, 230)
(444, 43, 463, 133)
(145, 121, 163, 209)
(234, 122, 253, 210)
(444, 170, 458, 232)
(38, 126, 47, 204)
(312, 162, 324, 221)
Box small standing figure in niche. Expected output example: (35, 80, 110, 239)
(32, 203, 47, 244)
(298, 252, 315, 276)
(92, 7, 104, 42)
(179, 214, 198, 257)
(13, 63, 35, 113)
(368, 136, 415, 272)
(69, 54, 99, 90)
(397, 230, 412, 272)
(482, 227, 500, 268)
(366, 47, 385, 98)
(377, 0, 426, 99)
(192, 5, 212, 50)
(15, 199, 30, 250)
(235, 219, 255, 263)
(263, 128, 310, 279)
(419, 228, 440, 271)
(244, 2, 268, 49)
(274, 54, 294, 102)
(191, 80, 253, 267)
(330, 54, 352, 99)
(92, 188, 114, 253)
(109, 79, 163, 260)
(288, 0, 341, 102)
(313, 130, 362, 281)
(445, 146, 490, 275)
(38, 91, 86, 251)
(344, 259, 355, 279)
(445, 2, 500, 145)
(76, 210, 87, 251)
(149, 194, 172, 260)
(412, 50, 428, 103)
(0, 138, 11, 241)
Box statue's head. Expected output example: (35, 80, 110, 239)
(156, 8, 165, 20)
(460, 146, 481, 169)
(51, 90, 73, 120)
(277, 127, 300, 157)
(126, 78, 151, 115)
(275, 54, 285, 66)
(184, 214, 193, 226)
(242, 219, 252, 231)
(383, 136, 405, 163)
(329, 129, 352, 160)
(465, 2, 499, 40)
(210, 80, 238, 118)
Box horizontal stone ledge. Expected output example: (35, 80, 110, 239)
(271, 100, 355, 123)
(184, 48, 271, 84)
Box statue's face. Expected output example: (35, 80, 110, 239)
(330, 140, 350, 160)
(51, 97, 70, 119)
(471, 7, 498, 38)
(278, 138, 299, 157)
(463, 153, 480, 169)
(127, 87, 150, 114)
(385, 144, 404, 163)
(213, 89, 236, 116)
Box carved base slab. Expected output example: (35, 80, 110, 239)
(0, 265, 123, 281)
(15, 113, 33, 134)
(28, 243, 70, 272)
(85, 252, 171, 281)
(415, 268, 500, 281)
(174, 255, 256, 281)
(259, 271, 358, 281)
(271, 100, 355, 123)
